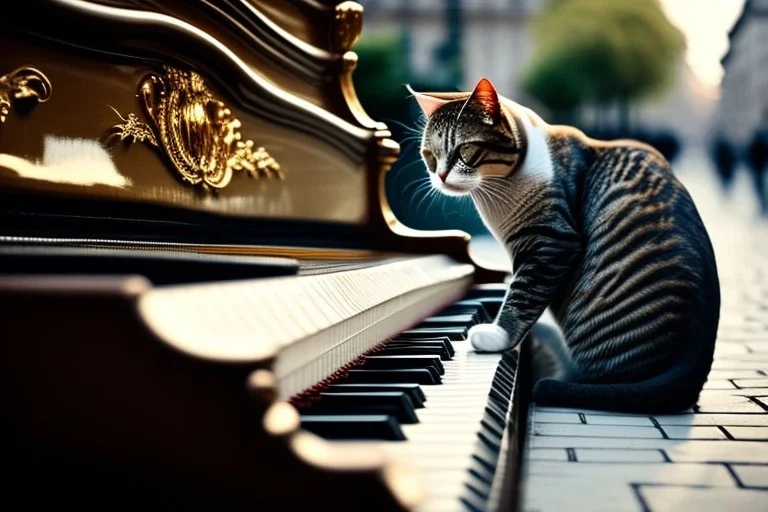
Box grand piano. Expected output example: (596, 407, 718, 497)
(0, 1, 530, 510)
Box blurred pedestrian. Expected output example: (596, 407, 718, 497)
(711, 135, 737, 190)
(746, 128, 768, 215)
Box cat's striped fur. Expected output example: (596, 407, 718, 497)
(410, 78, 720, 414)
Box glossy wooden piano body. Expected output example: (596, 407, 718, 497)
(0, 2, 525, 510)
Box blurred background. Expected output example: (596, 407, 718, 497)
(353, 0, 768, 264)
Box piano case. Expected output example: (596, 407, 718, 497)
(0, 2, 527, 511)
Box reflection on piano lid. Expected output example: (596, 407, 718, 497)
(0, 1, 525, 511)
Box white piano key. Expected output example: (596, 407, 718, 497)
(359, 340, 513, 511)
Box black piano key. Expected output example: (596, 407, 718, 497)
(449, 300, 492, 323)
(436, 306, 477, 317)
(388, 337, 455, 358)
(301, 392, 419, 424)
(378, 345, 449, 361)
(300, 415, 405, 441)
(364, 355, 445, 375)
(478, 297, 504, 318)
(480, 418, 504, 442)
(463, 285, 507, 299)
(417, 314, 477, 329)
(343, 368, 440, 385)
(468, 467, 494, 487)
(399, 327, 467, 342)
(325, 383, 425, 407)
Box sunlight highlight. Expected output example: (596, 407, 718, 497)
(659, 0, 746, 88)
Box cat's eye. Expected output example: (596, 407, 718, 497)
(422, 149, 437, 173)
(458, 143, 478, 166)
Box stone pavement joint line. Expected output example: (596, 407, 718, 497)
(521, 162, 768, 512)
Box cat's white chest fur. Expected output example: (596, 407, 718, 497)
(471, 100, 554, 244)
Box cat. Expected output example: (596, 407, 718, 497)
(408, 77, 720, 414)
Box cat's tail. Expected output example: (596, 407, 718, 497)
(534, 298, 719, 415)
(532, 373, 700, 414)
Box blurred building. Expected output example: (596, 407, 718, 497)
(358, 0, 545, 99)
(359, 0, 718, 147)
(714, 0, 768, 147)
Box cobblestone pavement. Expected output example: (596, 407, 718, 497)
(519, 150, 768, 512)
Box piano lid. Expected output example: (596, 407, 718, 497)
(0, 0, 390, 224)
(0, 0, 509, 282)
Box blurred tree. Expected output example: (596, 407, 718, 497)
(352, 32, 411, 131)
(521, 0, 685, 129)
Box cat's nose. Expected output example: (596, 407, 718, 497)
(438, 170, 449, 182)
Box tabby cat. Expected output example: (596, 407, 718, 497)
(409, 78, 720, 414)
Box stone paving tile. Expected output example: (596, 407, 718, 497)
(526, 461, 735, 486)
(714, 344, 751, 355)
(533, 423, 663, 439)
(637, 486, 768, 512)
(703, 379, 738, 389)
(697, 388, 768, 397)
(694, 394, 766, 413)
(582, 414, 654, 426)
(733, 378, 768, 388)
(533, 411, 582, 423)
(706, 369, 766, 379)
(574, 449, 666, 463)
(533, 406, 694, 416)
(525, 448, 570, 461)
(723, 426, 768, 440)
(529, 438, 768, 463)
(731, 465, 768, 489)
(659, 426, 728, 440)
(711, 361, 767, 370)
(653, 413, 768, 426)
(747, 342, 768, 353)
(524, 476, 643, 512)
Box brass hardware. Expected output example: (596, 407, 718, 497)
(247, 369, 277, 404)
(332, 1, 363, 53)
(0, 66, 51, 124)
(104, 65, 282, 189)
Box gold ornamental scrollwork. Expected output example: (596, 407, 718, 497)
(0, 66, 52, 124)
(104, 65, 282, 189)
(332, 1, 363, 53)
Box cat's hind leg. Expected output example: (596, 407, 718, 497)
(530, 322, 580, 383)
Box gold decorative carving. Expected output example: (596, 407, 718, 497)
(332, 1, 363, 53)
(333, 2, 390, 135)
(0, 66, 52, 124)
(104, 65, 282, 189)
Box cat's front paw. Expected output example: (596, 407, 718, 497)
(468, 324, 511, 352)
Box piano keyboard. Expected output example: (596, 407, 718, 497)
(296, 284, 524, 512)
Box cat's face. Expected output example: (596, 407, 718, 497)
(411, 78, 526, 196)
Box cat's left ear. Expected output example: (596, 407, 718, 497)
(465, 77, 501, 125)
(406, 84, 451, 118)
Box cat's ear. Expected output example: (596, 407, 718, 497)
(406, 84, 451, 118)
(466, 77, 501, 125)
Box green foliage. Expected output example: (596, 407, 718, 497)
(352, 32, 411, 125)
(522, 0, 685, 115)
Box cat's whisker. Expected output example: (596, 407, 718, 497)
(414, 185, 438, 214)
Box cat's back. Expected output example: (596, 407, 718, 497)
(575, 137, 719, 315)
(580, 139, 700, 241)
(556, 138, 720, 381)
